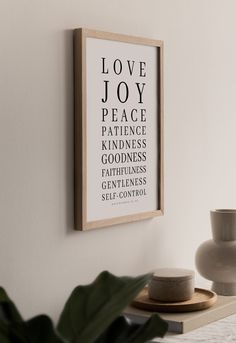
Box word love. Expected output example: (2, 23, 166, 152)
(101, 57, 146, 104)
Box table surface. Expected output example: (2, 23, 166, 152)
(155, 312, 236, 342)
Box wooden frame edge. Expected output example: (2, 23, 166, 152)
(74, 29, 85, 230)
(74, 28, 164, 231)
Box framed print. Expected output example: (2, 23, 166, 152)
(74, 28, 164, 230)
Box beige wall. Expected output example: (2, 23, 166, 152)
(1, 0, 236, 321)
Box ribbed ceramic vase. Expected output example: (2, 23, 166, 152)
(196, 209, 236, 295)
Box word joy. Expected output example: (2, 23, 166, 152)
(101, 57, 147, 104)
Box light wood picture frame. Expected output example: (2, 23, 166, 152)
(74, 28, 164, 230)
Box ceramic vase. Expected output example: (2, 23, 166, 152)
(196, 209, 236, 295)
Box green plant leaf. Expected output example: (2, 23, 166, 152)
(57, 271, 152, 343)
(126, 314, 168, 343)
(0, 321, 11, 343)
(10, 315, 67, 343)
(94, 316, 141, 343)
(94, 314, 168, 343)
(0, 287, 23, 324)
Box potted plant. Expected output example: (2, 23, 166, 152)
(0, 271, 168, 343)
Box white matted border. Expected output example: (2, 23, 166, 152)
(74, 28, 164, 230)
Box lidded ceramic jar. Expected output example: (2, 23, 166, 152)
(148, 268, 195, 302)
(196, 209, 236, 295)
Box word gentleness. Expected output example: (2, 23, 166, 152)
(102, 176, 146, 190)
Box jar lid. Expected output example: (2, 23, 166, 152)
(152, 268, 194, 281)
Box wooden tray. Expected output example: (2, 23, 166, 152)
(132, 288, 217, 313)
